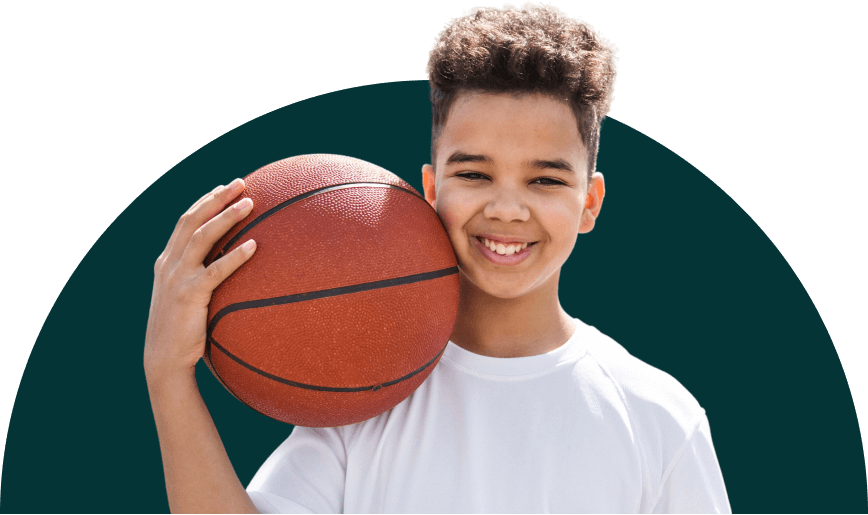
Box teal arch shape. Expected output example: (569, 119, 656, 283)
(1, 81, 864, 513)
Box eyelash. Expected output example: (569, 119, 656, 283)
(455, 172, 566, 186)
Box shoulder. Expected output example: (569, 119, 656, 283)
(577, 320, 704, 428)
(575, 321, 707, 489)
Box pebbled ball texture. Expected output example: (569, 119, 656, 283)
(203, 155, 459, 427)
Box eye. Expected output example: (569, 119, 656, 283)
(455, 172, 566, 186)
(532, 177, 567, 186)
(455, 172, 485, 181)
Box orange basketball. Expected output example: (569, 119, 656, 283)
(203, 155, 459, 427)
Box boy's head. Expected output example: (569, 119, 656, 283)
(427, 5, 616, 182)
(421, 6, 617, 300)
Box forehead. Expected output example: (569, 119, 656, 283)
(436, 91, 585, 167)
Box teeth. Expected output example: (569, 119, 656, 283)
(480, 237, 531, 255)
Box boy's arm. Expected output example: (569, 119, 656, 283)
(144, 179, 259, 513)
(147, 367, 259, 514)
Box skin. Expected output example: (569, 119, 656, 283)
(422, 91, 605, 358)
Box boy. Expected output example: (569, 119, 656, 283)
(144, 6, 731, 513)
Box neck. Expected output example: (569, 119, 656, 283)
(449, 270, 576, 358)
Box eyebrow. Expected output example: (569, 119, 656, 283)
(445, 151, 576, 174)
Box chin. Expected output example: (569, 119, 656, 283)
(461, 270, 534, 300)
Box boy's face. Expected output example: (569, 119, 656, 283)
(422, 92, 604, 300)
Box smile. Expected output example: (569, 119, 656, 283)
(473, 236, 537, 265)
(479, 237, 528, 255)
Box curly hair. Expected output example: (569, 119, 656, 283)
(427, 5, 616, 181)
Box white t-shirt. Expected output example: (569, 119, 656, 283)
(246, 319, 731, 513)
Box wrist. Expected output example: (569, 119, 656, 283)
(144, 358, 198, 392)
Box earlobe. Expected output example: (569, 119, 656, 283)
(422, 164, 437, 210)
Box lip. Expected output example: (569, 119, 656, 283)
(475, 233, 536, 244)
(472, 236, 536, 266)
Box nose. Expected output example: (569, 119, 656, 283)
(483, 187, 530, 223)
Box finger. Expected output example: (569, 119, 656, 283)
(158, 184, 223, 262)
(181, 197, 255, 267)
(168, 178, 246, 265)
(191, 184, 226, 213)
(200, 239, 257, 291)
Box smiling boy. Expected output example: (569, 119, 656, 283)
(245, 7, 730, 512)
(145, 5, 730, 513)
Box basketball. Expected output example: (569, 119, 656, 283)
(202, 154, 459, 427)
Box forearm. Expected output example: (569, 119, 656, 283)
(147, 366, 259, 514)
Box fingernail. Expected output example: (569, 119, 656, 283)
(242, 240, 256, 252)
(228, 178, 243, 190)
(234, 198, 252, 210)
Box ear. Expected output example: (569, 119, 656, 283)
(578, 172, 605, 234)
(422, 164, 437, 210)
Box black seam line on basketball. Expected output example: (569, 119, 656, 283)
(212, 182, 423, 263)
(205, 339, 309, 426)
(204, 339, 259, 413)
(208, 335, 447, 392)
(207, 266, 458, 334)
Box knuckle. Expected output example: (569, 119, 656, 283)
(205, 261, 223, 283)
(181, 210, 199, 230)
(164, 269, 182, 289)
(172, 276, 196, 303)
(189, 227, 206, 247)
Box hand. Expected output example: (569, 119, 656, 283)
(144, 178, 256, 382)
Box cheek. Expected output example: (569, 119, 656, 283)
(538, 197, 582, 237)
(435, 188, 475, 234)
(440, 213, 454, 231)
(437, 210, 457, 229)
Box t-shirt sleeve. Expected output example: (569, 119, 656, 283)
(651, 414, 731, 514)
(246, 425, 349, 514)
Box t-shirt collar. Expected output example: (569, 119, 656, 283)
(440, 318, 588, 378)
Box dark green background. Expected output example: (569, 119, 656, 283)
(2, 81, 865, 513)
